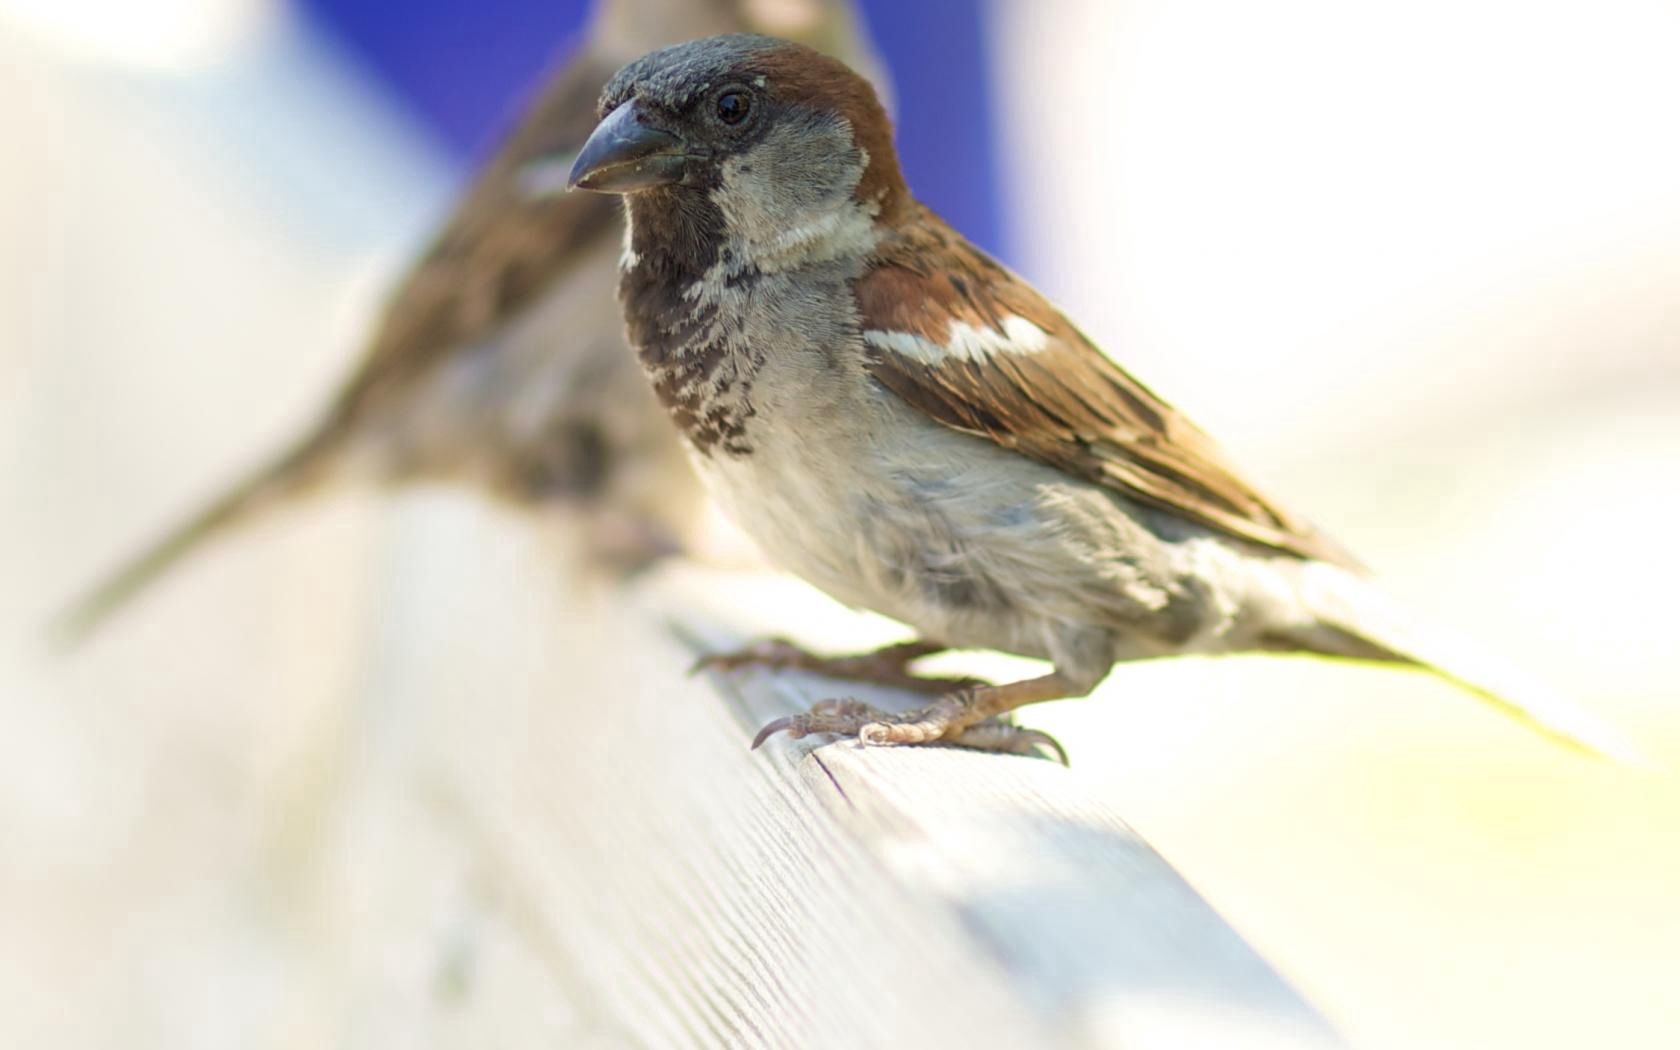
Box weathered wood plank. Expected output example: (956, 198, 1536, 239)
(330, 499, 1345, 1049)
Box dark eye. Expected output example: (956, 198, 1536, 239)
(715, 91, 751, 125)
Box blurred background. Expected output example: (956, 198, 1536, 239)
(3, 1, 1677, 1047)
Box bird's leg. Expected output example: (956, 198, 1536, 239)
(751, 672, 1078, 764)
(693, 638, 982, 696)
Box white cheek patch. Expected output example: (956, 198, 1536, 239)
(715, 163, 878, 271)
(712, 117, 879, 273)
(753, 207, 878, 271)
(620, 207, 640, 271)
(865, 315, 1050, 365)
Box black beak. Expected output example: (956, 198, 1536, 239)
(567, 101, 687, 193)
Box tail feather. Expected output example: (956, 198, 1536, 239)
(53, 432, 342, 648)
(1294, 563, 1649, 766)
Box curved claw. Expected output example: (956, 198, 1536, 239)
(750, 715, 798, 750)
(1021, 729, 1070, 766)
(751, 698, 893, 751)
(749, 697, 1066, 764)
(947, 722, 1069, 764)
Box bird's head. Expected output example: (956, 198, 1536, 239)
(567, 34, 906, 269)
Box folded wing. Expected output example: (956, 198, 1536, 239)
(855, 208, 1359, 569)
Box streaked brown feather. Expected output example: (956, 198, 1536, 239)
(323, 46, 625, 432)
(856, 206, 1362, 570)
(56, 44, 640, 644)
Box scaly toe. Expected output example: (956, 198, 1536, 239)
(749, 699, 890, 749)
(857, 722, 892, 747)
(857, 719, 944, 747)
(691, 638, 805, 677)
(950, 722, 1069, 764)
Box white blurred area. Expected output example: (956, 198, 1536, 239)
(989, 3, 1680, 1049)
(1, 2, 1677, 1049)
(0, 2, 455, 1046)
(991, 0, 1680, 725)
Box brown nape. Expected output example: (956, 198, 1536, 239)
(754, 44, 909, 219)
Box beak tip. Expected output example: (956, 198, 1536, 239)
(565, 100, 686, 195)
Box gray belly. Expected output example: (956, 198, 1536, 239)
(694, 397, 1213, 666)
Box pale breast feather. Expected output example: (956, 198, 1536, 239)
(854, 207, 1362, 570)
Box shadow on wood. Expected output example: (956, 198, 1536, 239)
(317, 500, 1345, 1049)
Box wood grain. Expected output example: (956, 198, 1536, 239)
(321, 499, 1345, 1049)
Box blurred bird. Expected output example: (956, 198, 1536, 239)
(57, 0, 884, 642)
(569, 34, 1641, 763)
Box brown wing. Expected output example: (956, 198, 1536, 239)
(320, 44, 624, 428)
(856, 208, 1361, 570)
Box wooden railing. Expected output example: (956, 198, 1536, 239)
(315, 497, 1346, 1049)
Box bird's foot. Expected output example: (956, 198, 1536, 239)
(693, 637, 981, 696)
(751, 693, 1066, 764)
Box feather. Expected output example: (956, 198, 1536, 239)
(1292, 562, 1649, 764)
(856, 206, 1361, 569)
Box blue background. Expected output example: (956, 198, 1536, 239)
(297, 0, 1008, 259)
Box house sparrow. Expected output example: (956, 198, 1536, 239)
(57, 0, 883, 641)
(568, 34, 1638, 762)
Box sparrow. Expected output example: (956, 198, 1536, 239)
(57, 0, 884, 641)
(566, 33, 1637, 762)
